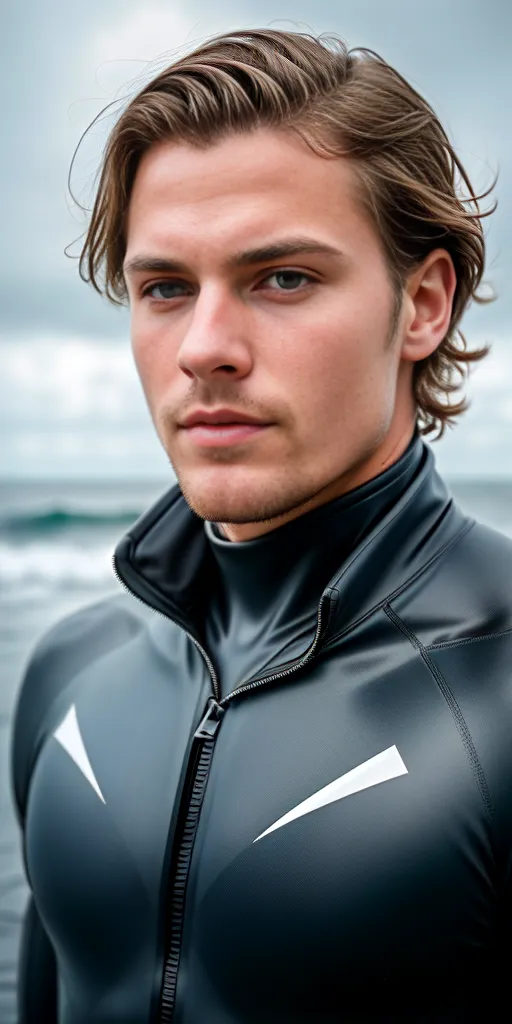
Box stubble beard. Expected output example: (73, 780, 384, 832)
(175, 465, 327, 526)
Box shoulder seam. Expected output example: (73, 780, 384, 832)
(384, 602, 494, 821)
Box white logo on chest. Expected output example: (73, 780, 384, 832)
(254, 745, 407, 842)
(53, 703, 106, 804)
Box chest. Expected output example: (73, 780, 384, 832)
(25, 637, 496, 1020)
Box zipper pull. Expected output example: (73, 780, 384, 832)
(194, 699, 225, 740)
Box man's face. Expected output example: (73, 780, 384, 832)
(125, 128, 410, 539)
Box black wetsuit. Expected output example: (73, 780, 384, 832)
(10, 430, 512, 1022)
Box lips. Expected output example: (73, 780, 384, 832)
(180, 408, 271, 429)
(181, 421, 271, 448)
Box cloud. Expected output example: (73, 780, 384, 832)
(0, 335, 143, 424)
(5, 430, 171, 477)
(0, 334, 172, 477)
(92, 3, 208, 68)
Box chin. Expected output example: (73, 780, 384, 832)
(175, 466, 305, 526)
(185, 497, 264, 525)
(176, 472, 264, 524)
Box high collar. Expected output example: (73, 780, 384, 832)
(202, 430, 424, 626)
(113, 436, 470, 652)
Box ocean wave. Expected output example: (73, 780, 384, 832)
(0, 507, 142, 537)
(0, 541, 119, 590)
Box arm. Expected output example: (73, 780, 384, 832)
(18, 897, 58, 1024)
(10, 622, 69, 1024)
(10, 599, 140, 1022)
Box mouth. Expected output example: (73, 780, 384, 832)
(181, 422, 271, 447)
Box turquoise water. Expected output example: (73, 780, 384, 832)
(1, 476, 511, 1022)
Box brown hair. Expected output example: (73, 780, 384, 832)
(75, 27, 497, 439)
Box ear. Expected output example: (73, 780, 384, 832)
(400, 249, 457, 363)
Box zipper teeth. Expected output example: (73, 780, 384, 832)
(112, 553, 329, 707)
(111, 555, 220, 701)
(159, 737, 215, 1022)
(156, 600, 326, 1022)
(222, 593, 329, 703)
(112, 550, 331, 1024)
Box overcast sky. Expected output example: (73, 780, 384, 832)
(1, 0, 510, 479)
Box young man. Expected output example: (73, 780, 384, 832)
(11, 27, 510, 1024)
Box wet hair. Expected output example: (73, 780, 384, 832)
(75, 27, 497, 438)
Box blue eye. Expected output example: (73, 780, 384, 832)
(141, 269, 315, 302)
(266, 271, 311, 291)
(145, 281, 184, 300)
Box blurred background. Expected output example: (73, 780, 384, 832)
(1, 1, 510, 1019)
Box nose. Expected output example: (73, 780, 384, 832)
(177, 284, 254, 382)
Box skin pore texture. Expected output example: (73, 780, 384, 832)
(124, 127, 457, 542)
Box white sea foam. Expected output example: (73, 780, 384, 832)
(0, 541, 118, 591)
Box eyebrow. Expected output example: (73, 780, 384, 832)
(123, 237, 347, 278)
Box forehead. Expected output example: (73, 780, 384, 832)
(125, 128, 376, 259)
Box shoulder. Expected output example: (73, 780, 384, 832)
(453, 515, 512, 577)
(392, 514, 512, 648)
(391, 515, 512, 834)
(446, 515, 512, 629)
(447, 515, 512, 619)
(424, 525, 512, 837)
(10, 592, 151, 825)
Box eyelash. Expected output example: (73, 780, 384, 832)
(140, 269, 317, 302)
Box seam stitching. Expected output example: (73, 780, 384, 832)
(384, 603, 494, 821)
(427, 626, 512, 651)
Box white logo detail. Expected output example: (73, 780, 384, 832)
(253, 745, 407, 843)
(53, 704, 106, 805)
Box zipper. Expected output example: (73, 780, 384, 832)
(159, 698, 225, 1023)
(221, 588, 332, 704)
(112, 551, 334, 1021)
(112, 550, 332, 708)
(158, 593, 332, 1021)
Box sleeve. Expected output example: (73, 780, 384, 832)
(9, 624, 67, 1024)
(17, 896, 58, 1024)
(10, 596, 139, 825)
(9, 597, 143, 1022)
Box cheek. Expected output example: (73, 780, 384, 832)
(279, 293, 396, 431)
(283, 317, 382, 405)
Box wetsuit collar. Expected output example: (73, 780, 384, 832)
(113, 433, 469, 649)
(202, 430, 423, 625)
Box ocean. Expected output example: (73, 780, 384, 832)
(1, 475, 511, 1022)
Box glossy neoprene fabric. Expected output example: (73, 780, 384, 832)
(10, 434, 512, 1022)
